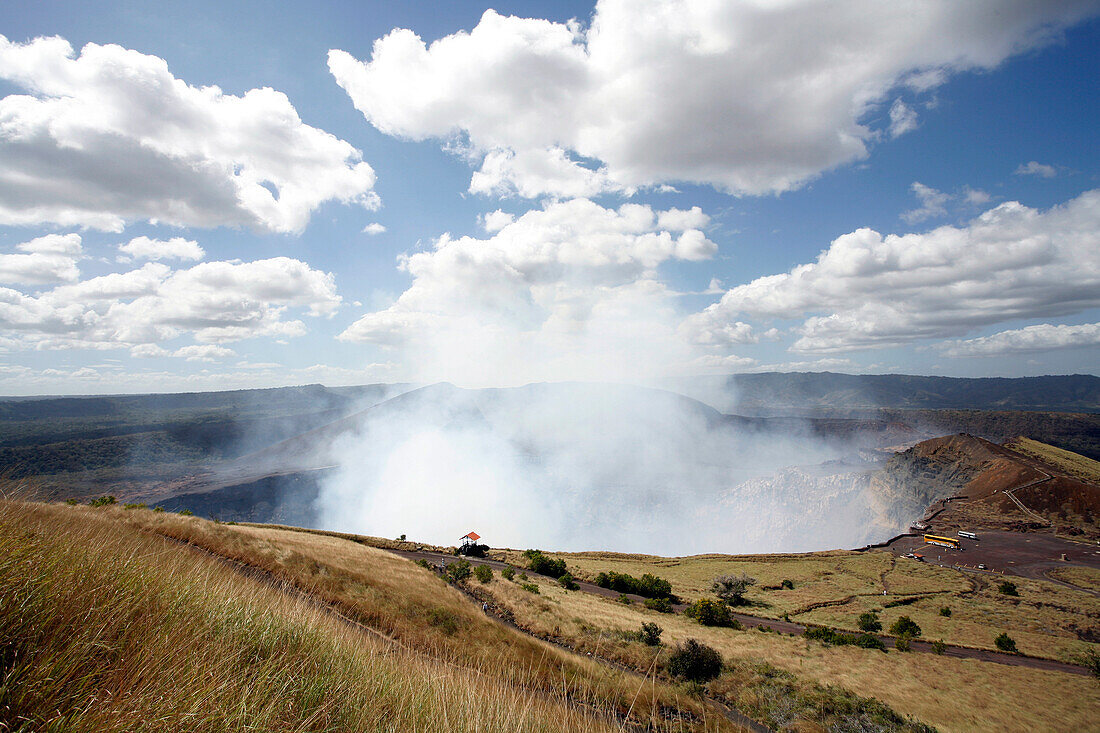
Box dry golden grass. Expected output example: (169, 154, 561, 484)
(480, 569, 1100, 733)
(518, 546, 1099, 660)
(104, 507, 740, 732)
(1047, 565, 1100, 592)
(0, 500, 625, 733)
(1007, 437, 1100, 484)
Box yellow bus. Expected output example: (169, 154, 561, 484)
(924, 534, 960, 549)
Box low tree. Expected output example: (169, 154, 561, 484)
(857, 610, 882, 632)
(711, 573, 756, 606)
(931, 639, 947, 655)
(500, 565, 516, 581)
(558, 572, 579, 590)
(684, 598, 741, 628)
(889, 615, 921, 638)
(445, 560, 471, 583)
(473, 564, 493, 583)
(998, 581, 1019, 597)
(667, 639, 723, 682)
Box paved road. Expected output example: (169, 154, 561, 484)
(385, 547, 1091, 677)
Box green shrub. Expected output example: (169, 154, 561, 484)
(711, 573, 756, 606)
(519, 571, 528, 580)
(931, 639, 947, 655)
(994, 632, 1018, 653)
(939, 606, 952, 617)
(519, 582, 539, 594)
(857, 610, 881, 632)
(780, 579, 794, 590)
(500, 565, 515, 581)
(558, 572, 578, 590)
(998, 581, 1018, 596)
(803, 626, 884, 651)
(888, 615, 921, 638)
(178, 509, 193, 516)
(88, 495, 116, 507)
(684, 598, 742, 629)
(415, 558, 432, 570)
(426, 608, 459, 635)
(639, 622, 663, 646)
(64, 498, 79, 506)
(667, 639, 722, 683)
(644, 597, 673, 613)
(1078, 648, 1100, 680)
(123, 502, 146, 510)
(895, 635, 912, 652)
(617, 593, 632, 605)
(593, 570, 674, 600)
(473, 565, 493, 583)
(523, 550, 567, 578)
(445, 560, 471, 583)
(153, 506, 164, 513)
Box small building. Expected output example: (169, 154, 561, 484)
(460, 531, 481, 549)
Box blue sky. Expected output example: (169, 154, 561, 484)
(0, 0, 1098, 394)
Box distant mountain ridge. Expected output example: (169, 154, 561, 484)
(669, 372, 1100, 413)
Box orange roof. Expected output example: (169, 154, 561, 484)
(462, 531, 480, 541)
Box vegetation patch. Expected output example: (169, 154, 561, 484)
(594, 570, 675, 600)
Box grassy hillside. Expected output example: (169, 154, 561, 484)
(0, 500, 739, 733)
(1007, 437, 1100, 485)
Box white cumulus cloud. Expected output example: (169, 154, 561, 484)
(0, 233, 82, 284)
(340, 198, 717, 384)
(1014, 160, 1058, 178)
(118, 236, 204, 262)
(330, 1, 1095, 198)
(689, 189, 1100, 354)
(0, 35, 379, 233)
(939, 322, 1100, 357)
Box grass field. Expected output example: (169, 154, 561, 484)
(0, 501, 638, 732)
(510, 548, 1100, 661)
(1007, 437, 1100, 485)
(480, 569, 1100, 733)
(1048, 565, 1100, 593)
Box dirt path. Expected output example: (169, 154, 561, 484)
(388, 548, 1091, 677)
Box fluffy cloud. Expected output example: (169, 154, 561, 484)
(330, 1, 1095, 198)
(939, 322, 1100, 357)
(361, 223, 387, 235)
(118, 236, 204, 262)
(0, 233, 82, 284)
(689, 189, 1100, 354)
(0, 35, 379, 233)
(1014, 161, 1058, 178)
(340, 198, 716, 383)
(901, 182, 951, 223)
(0, 256, 340, 352)
(173, 344, 236, 362)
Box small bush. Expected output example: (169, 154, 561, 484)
(523, 549, 567, 578)
(684, 599, 742, 629)
(780, 579, 794, 590)
(931, 639, 947, 655)
(473, 565, 493, 583)
(178, 509, 193, 516)
(994, 632, 1018, 653)
(1078, 648, 1100, 680)
(445, 559, 472, 583)
(889, 615, 921, 638)
(667, 639, 723, 683)
(519, 572, 528, 580)
(711, 573, 756, 606)
(501, 565, 515, 581)
(153, 506, 164, 513)
(939, 606, 952, 617)
(857, 611, 881, 632)
(397, 533, 406, 541)
(123, 502, 146, 510)
(415, 558, 433, 570)
(89, 495, 116, 507)
(617, 593, 632, 605)
(519, 582, 539, 594)
(895, 635, 912, 652)
(594, 570, 674, 600)
(427, 608, 459, 635)
(64, 498, 79, 506)
(644, 597, 673, 613)
(803, 626, 884, 651)
(998, 581, 1019, 596)
(558, 572, 578, 590)
(639, 622, 663, 646)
